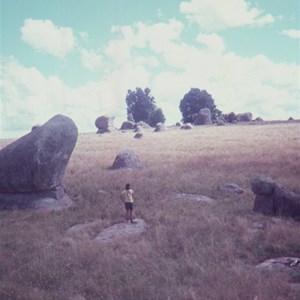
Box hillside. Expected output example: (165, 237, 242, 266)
(0, 122, 300, 300)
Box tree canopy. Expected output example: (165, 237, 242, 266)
(179, 88, 221, 123)
(125, 87, 165, 127)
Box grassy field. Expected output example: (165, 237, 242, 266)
(0, 122, 300, 300)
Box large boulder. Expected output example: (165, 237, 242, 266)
(251, 174, 300, 220)
(120, 121, 135, 130)
(111, 149, 142, 169)
(194, 108, 212, 125)
(95, 115, 115, 133)
(237, 112, 252, 122)
(0, 114, 78, 210)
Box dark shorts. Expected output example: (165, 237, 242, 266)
(125, 202, 133, 210)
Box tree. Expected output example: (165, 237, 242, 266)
(125, 87, 165, 126)
(179, 88, 221, 123)
(149, 108, 166, 127)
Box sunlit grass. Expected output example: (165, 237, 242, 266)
(0, 122, 299, 299)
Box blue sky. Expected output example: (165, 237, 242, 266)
(1, 0, 299, 138)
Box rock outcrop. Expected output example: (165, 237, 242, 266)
(111, 149, 142, 169)
(0, 114, 78, 210)
(251, 174, 300, 220)
(95, 115, 115, 133)
(194, 108, 213, 125)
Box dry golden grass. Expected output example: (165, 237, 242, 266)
(0, 122, 300, 300)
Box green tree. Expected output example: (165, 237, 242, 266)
(125, 87, 165, 126)
(149, 108, 166, 127)
(179, 88, 221, 123)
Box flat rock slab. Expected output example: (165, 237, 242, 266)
(66, 218, 147, 244)
(175, 193, 214, 203)
(256, 257, 300, 280)
(66, 220, 104, 240)
(94, 218, 147, 243)
(221, 183, 245, 194)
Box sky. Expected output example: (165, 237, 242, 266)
(0, 0, 300, 138)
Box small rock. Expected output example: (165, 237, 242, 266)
(134, 133, 143, 139)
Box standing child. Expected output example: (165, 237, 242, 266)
(120, 183, 136, 223)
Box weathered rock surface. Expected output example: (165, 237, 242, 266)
(154, 123, 168, 132)
(222, 183, 245, 194)
(181, 123, 193, 130)
(194, 108, 213, 125)
(134, 132, 143, 139)
(251, 174, 300, 220)
(66, 218, 147, 244)
(95, 115, 115, 133)
(120, 121, 135, 130)
(134, 121, 152, 129)
(111, 149, 142, 169)
(0, 114, 78, 210)
(175, 193, 214, 204)
(94, 219, 147, 243)
(256, 257, 300, 279)
(251, 174, 274, 195)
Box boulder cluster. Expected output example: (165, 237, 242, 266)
(251, 174, 300, 220)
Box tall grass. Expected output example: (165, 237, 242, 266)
(0, 123, 299, 299)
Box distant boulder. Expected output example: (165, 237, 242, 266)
(236, 112, 252, 122)
(216, 119, 225, 126)
(120, 121, 135, 130)
(135, 121, 152, 129)
(111, 149, 142, 169)
(134, 125, 143, 133)
(194, 108, 212, 125)
(251, 174, 300, 220)
(175, 122, 182, 127)
(181, 123, 193, 130)
(154, 123, 168, 132)
(134, 132, 143, 139)
(253, 117, 263, 122)
(0, 114, 78, 210)
(95, 115, 115, 133)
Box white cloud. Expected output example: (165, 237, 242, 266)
(281, 29, 300, 39)
(179, 0, 274, 31)
(0, 57, 151, 136)
(80, 48, 103, 71)
(106, 19, 184, 66)
(20, 19, 76, 58)
(197, 33, 225, 53)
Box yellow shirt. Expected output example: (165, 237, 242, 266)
(121, 189, 134, 203)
